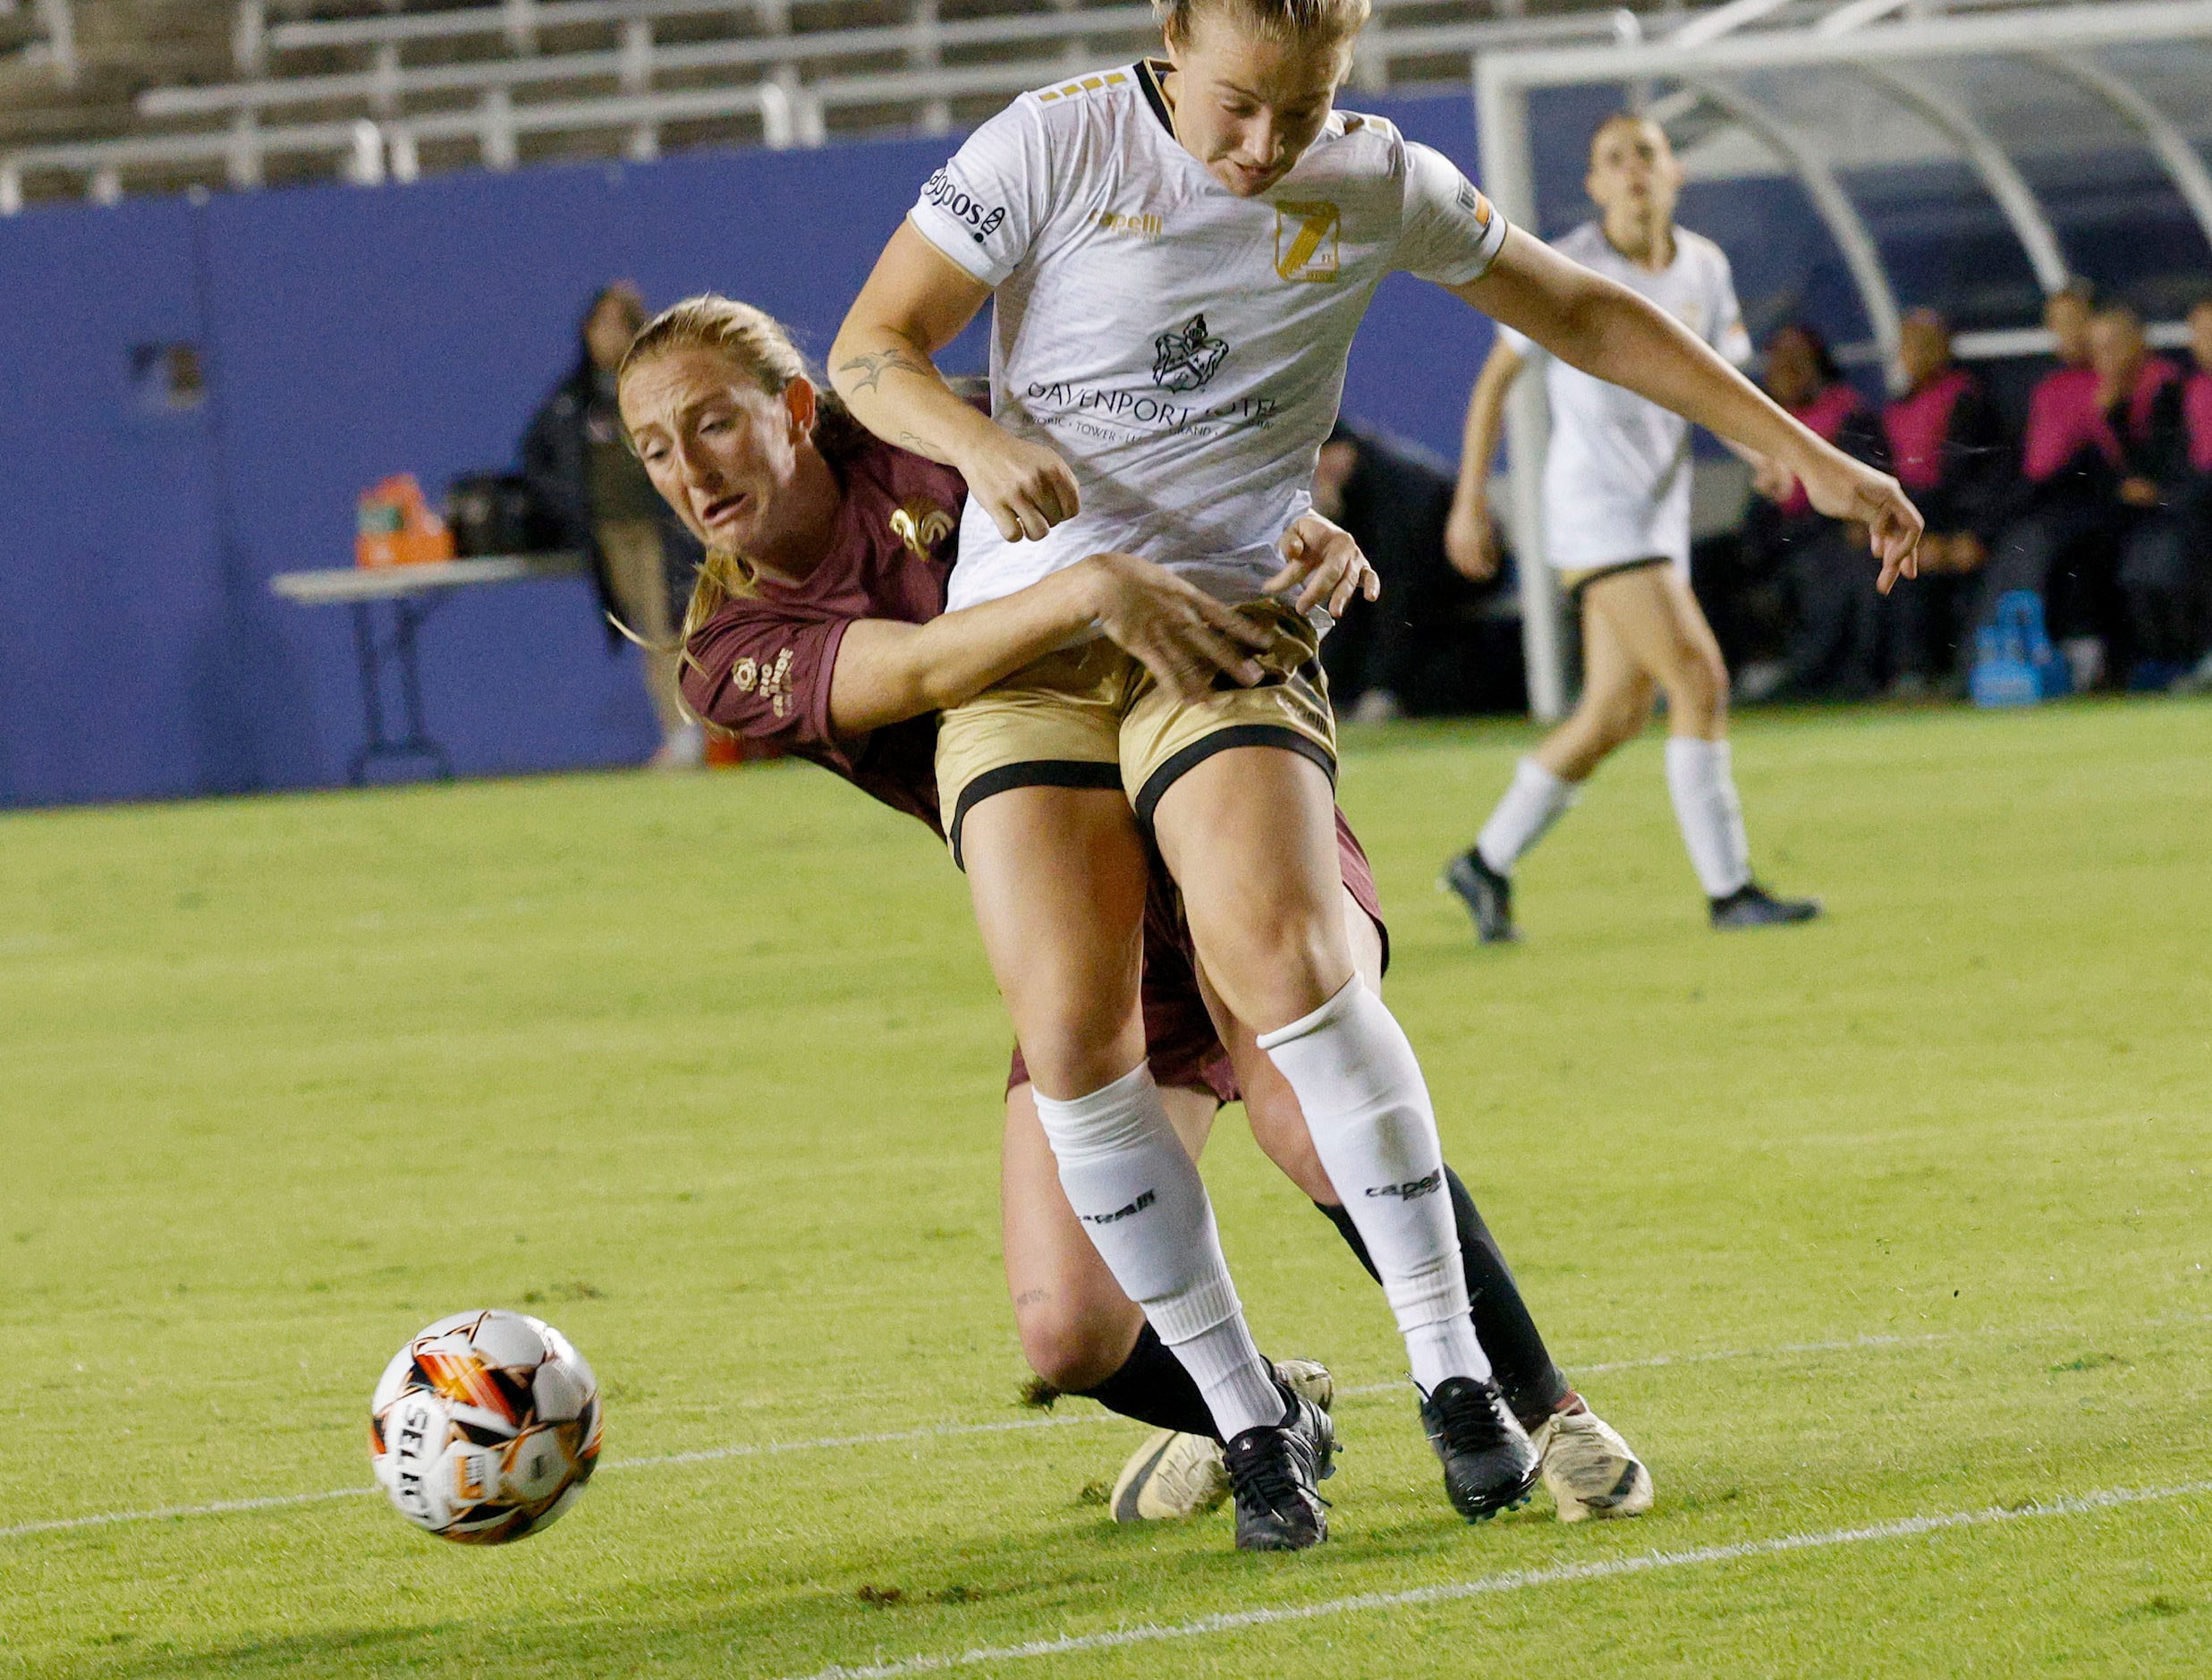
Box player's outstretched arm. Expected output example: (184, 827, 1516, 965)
(1453, 226, 1923, 590)
(831, 223, 1081, 543)
(1443, 338, 1524, 581)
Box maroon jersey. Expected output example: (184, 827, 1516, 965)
(682, 434, 1386, 1104)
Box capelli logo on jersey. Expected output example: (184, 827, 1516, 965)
(1275, 200, 1341, 283)
(1151, 315, 1229, 393)
(1365, 1170, 1442, 1201)
(1094, 208, 1165, 240)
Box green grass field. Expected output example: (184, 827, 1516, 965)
(4, 700, 2208, 1677)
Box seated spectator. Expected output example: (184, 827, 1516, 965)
(1975, 282, 2120, 681)
(2189, 296, 2212, 480)
(2088, 307, 2199, 683)
(2181, 298, 2212, 691)
(1879, 308, 2013, 693)
(1746, 323, 1890, 700)
(1314, 419, 1505, 720)
(522, 283, 707, 768)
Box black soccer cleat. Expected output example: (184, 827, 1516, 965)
(1223, 1387, 1337, 1552)
(1442, 849, 1519, 944)
(1420, 1375, 1540, 1523)
(1708, 881, 1822, 931)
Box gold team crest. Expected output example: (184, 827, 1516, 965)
(889, 498, 955, 559)
(1275, 201, 1341, 283)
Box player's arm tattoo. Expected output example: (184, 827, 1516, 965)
(835, 345, 933, 396)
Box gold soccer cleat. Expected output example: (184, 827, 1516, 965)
(1530, 1404, 1653, 1523)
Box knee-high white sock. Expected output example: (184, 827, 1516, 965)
(1031, 1063, 1284, 1440)
(1664, 736, 1753, 899)
(1257, 979, 1489, 1394)
(1476, 758, 1576, 875)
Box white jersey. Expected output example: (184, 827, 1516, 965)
(1498, 222, 1750, 573)
(907, 62, 1508, 612)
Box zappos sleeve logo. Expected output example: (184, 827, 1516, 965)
(923, 168, 1007, 243)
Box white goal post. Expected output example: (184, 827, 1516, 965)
(1473, 0, 2212, 721)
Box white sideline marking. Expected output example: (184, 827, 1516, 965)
(1340, 1311, 2212, 1400)
(779, 1481, 2212, 1680)
(6, 1313, 2194, 1541)
(1339, 1328, 1962, 1398)
(0, 1487, 372, 1538)
(0, 1413, 1115, 1540)
(614, 1411, 1108, 1471)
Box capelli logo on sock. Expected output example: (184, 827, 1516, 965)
(1081, 1189, 1157, 1226)
(1365, 1171, 1442, 1201)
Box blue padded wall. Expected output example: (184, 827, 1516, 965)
(0, 101, 1498, 807)
(0, 201, 251, 807)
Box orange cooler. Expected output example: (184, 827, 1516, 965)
(357, 474, 457, 568)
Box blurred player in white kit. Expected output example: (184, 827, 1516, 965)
(1442, 114, 1852, 940)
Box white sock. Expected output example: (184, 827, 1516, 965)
(1476, 758, 1575, 875)
(1257, 979, 1490, 1394)
(1031, 1064, 1284, 1439)
(1664, 736, 1753, 899)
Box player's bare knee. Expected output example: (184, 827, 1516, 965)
(1015, 1305, 1130, 1393)
(1190, 906, 1343, 1029)
(1665, 649, 1727, 729)
(1588, 688, 1653, 752)
(1002, 988, 1143, 1098)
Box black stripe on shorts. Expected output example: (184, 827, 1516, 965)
(1569, 555, 1671, 606)
(949, 760, 1123, 871)
(1132, 725, 1336, 836)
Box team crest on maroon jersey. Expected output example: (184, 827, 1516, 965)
(890, 498, 956, 560)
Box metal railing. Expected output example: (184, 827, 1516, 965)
(3, 0, 1653, 208)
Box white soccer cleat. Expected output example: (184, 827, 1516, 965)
(1107, 1358, 1333, 1523)
(1530, 1404, 1653, 1523)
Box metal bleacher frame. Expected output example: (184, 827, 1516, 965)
(2, 0, 1670, 208)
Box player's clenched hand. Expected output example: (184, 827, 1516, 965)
(1079, 552, 1274, 702)
(1796, 449, 1924, 595)
(1266, 513, 1379, 617)
(960, 430, 1081, 542)
(1443, 497, 1500, 581)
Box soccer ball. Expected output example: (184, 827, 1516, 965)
(369, 1309, 603, 1544)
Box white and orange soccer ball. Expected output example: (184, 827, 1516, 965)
(369, 1309, 602, 1544)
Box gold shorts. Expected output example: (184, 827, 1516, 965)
(935, 598, 1335, 867)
